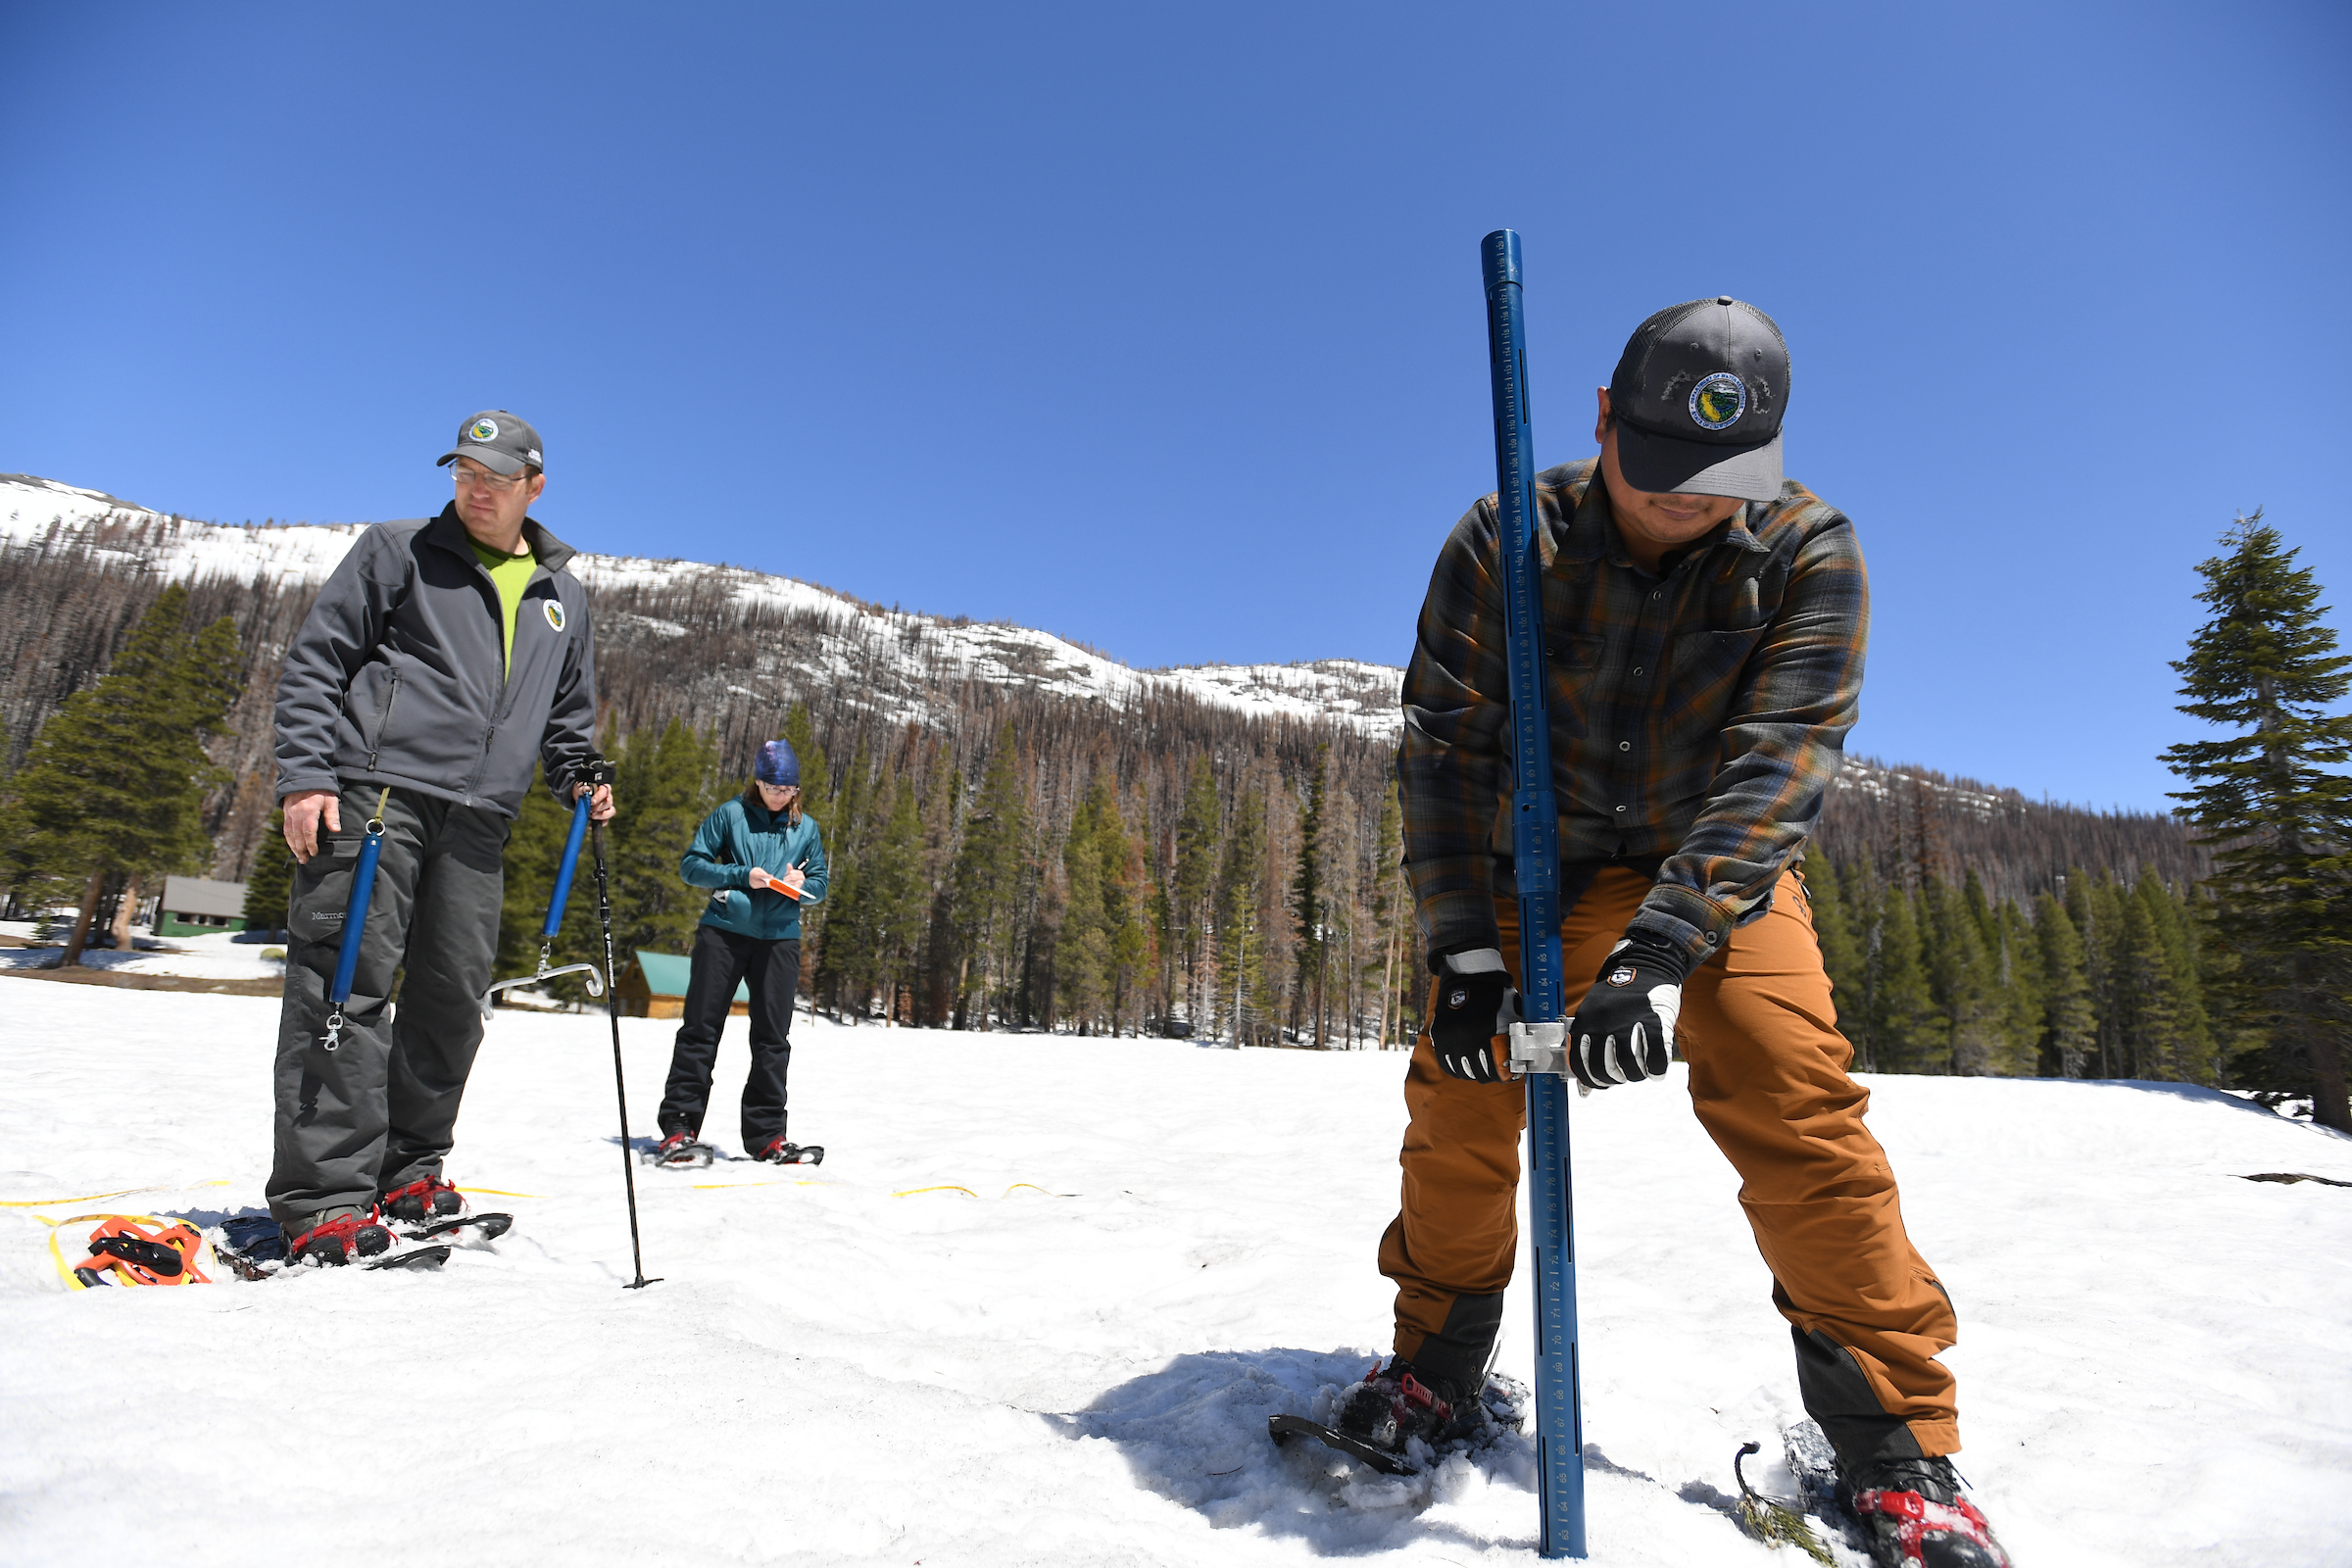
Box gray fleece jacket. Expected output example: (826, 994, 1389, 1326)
(273, 505, 598, 816)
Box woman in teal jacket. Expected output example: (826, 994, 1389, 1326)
(652, 738, 830, 1166)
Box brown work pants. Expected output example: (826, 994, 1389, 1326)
(1379, 866, 1961, 1464)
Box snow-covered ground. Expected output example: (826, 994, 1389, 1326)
(0, 925, 283, 981)
(3, 983, 2349, 1567)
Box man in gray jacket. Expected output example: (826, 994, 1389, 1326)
(268, 410, 611, 1265)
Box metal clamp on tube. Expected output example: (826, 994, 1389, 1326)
(1509, 1019, 1572, 1078)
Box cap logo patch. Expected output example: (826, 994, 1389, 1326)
(543, 600, 565, 631)
(469, 417, 500, 442)
(1689, 372, 1746, 431)
(1606, 965, 1639, 987)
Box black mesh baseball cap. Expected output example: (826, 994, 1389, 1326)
(436, 410, 544, 477)
(1607, 297, 1788, 502)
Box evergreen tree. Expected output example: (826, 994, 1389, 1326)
(1057, 774, 1112, 1032)
(1927, 878, 2002, 1075)
(949, 724, 1027, 1027)
(864, 774, 927, 1020)
(1216, 782, 1269, 1044)
(1870, 882, 1942, 1072)
(2163, 512, 2352, 1130)
(1171, 755, 1221, 1033)
(2033, 891, 2094, 1078)
(242, 808, 295, 938)
(1990, 900, 2045, 1076)
(1370, 782, 1409, 1050)
(608, 718, 724, 990)
(0, 585, 242, 965)
(1290, 744, 1330, 1044)
(1805, 848, 1867, 1049)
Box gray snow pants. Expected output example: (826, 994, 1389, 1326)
(266, 783, 508, 1234)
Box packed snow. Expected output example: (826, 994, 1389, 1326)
(4, 982, 2348, 1566)
(0, 473, 1405, 738)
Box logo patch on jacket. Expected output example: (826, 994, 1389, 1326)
(1689, 372, 1746, 430)
(543, 600, 564, 631)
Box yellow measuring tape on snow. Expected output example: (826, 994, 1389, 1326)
(2, 1179, 231, 1208)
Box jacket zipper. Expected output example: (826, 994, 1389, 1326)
(367, 670, 402, 773)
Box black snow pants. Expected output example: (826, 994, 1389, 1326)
(657, 922, 801, 1152)
(266, 784, 507, 1234)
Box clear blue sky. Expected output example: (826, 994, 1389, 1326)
(5, 3, 2346, 811)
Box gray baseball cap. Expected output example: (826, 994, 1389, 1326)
(1607, 297, 1788, 502)
(437, 410, 544, 477)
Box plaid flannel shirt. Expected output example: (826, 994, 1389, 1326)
(1399, 458, 1867, 968)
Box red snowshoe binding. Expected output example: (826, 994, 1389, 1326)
(379, 1175, 465, 1225)
(651, 1131, 716, 1169)
(1333, 1359, 1488, 1456)
(1846, 1455, 2012, 1568)
(753, 1137, 823, 1166)
(286, 1209, 394, 1266)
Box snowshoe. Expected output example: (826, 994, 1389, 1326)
(214, 1214, 446, 1279)
(287, 1209, 395, 1267)
(66, 1217, 212, 1288)
(379, 1175, 465, 1224)
(1269, 1359, 1525, 1475)
(407, 1211, 513, 1246)
(1844, 1454, 2011, 1568)
(752, 1138, 823, 1166)
(648, 1132, 717, 1169)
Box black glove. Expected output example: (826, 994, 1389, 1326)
(1567, 937, 1688, 1090)
(1429, 949, 1517, 1083)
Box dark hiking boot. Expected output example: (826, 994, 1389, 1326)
(1333, 1359, 1488, 1457)
(752, 1137, 823, 1165)
(286, 1209, 394, 1266)
(379, 1175, 465, 1225)
(1843, 1454, 2012, 1568)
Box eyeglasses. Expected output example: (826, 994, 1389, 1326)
(453, 465, 529, 492)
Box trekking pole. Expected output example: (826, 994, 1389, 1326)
(1481, 228, 1587, 1558)
(584, 759, 659, 1291)
(321, 787, 393, 1053)
(477, 790, 608, 1016)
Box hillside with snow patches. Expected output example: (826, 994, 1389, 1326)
(0, 473, 1403, 739)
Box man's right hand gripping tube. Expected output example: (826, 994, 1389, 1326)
(1427, 948, 1517, 1083)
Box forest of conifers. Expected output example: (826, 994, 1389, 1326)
(2, 522, 2217, 1076)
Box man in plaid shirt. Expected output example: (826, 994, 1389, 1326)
(1348, 300, 2010, 1567)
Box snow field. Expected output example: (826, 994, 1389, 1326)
(2, 983, 2349, 1566)
(0, 926, 284, 982)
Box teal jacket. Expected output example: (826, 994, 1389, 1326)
(679, 793, 829, 940)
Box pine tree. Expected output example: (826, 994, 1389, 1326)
(0, 585, 242, 965)
(1057, 774, 1111, 1032)
(1990, 899, 2045, 1076)
(1172, 755, 1221, 1034)
(2033, 892, 2095, 1078)
(864, 774, 927, 1021)
(1216, 782, 1269, 1044)
(949, 724, 1027, 1027)
(1290, 745, 1330, 1045)
(1805, 848, 1867, 1051)
(1370, 782, 1409, 1050)
(1927, 878, 2002, 1075)
(242, 808, 295, 938)
(608, 718, 724, 990)
(2163, 512, 2352, 1130)
(1870, 882, 1942, 1072)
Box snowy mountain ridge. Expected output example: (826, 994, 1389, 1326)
(0, 473, 1405, 739)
